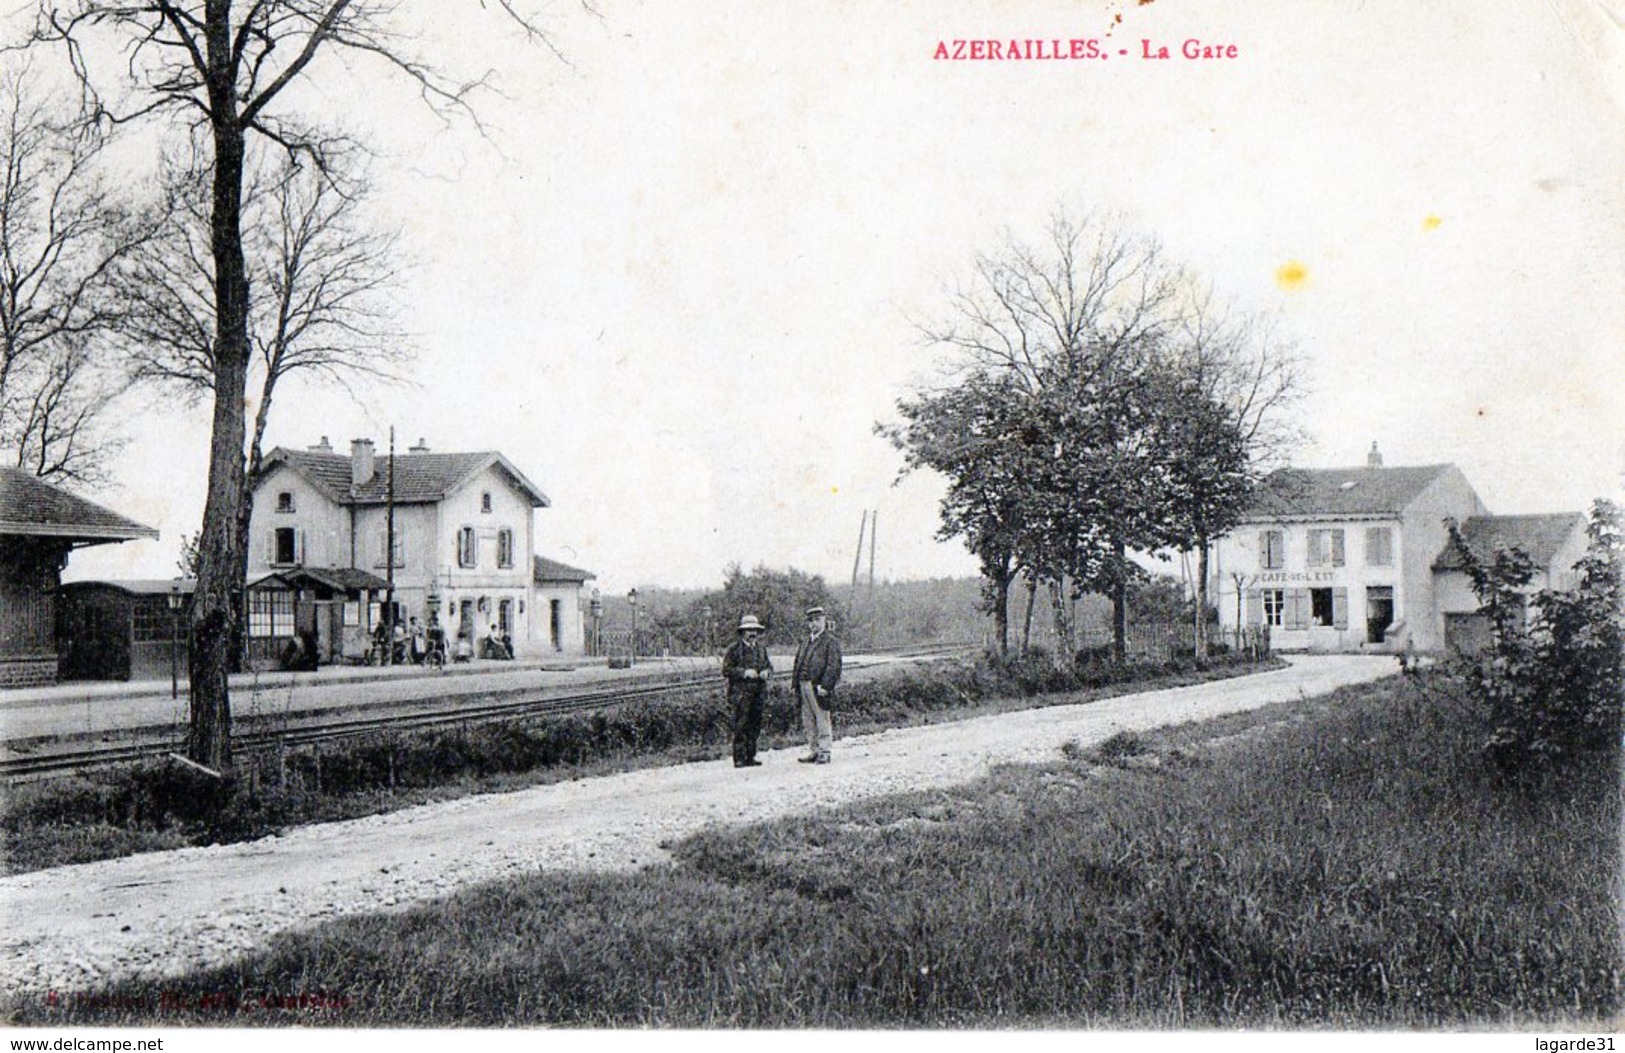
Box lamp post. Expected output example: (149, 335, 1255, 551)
(588, 588, 602, 657)
(167, 584, 185, 700)
(627, 588, 638, 667)
(702, 603, 713, 655)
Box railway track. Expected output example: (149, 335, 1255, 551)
(0, 648, 979, 783)
(1, 673, 720, 783)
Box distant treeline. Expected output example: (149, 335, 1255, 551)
(599, 568, 1202, 655)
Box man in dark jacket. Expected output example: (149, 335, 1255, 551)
(792, 606, 842, 763)
(723, 614, 773, 767)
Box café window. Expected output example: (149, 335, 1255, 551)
(457, 526, 478, 568)
(1310, 587, 1335, 626)
(1307, 528, 1345, 568)
(1260, 530, 1285, 570)
(497, 528, 514, 569)
(1365, 527, 1394, 567)
(1263, 588, 1285, 627)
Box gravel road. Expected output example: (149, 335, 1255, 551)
(0, 655, 1394, 997)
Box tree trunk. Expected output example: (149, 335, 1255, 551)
(1047, 577, 1075, 665)
(189, 16, 250, 773)
(1021, 572, 1037, 654)
(978, 552, 1014, 656)
(230, 378, 276, 673)
(1111, 539, 1128, 664)
(991, 571, 1010, 656)
(1194, 533, 1211, 660)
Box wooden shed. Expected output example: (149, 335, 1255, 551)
(57, 580, 194, 682)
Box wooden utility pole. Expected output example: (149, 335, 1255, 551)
(867, 509, 878, 649)
(850, 510, 868, 592)
(385, 427, 396, 664)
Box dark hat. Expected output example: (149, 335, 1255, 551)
(804, 606, 826, 618)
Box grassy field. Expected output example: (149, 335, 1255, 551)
(19, 670, 1620, 1028)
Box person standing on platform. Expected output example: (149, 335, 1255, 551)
(792, 606, 842, 764)
(723, 614, 772, 767)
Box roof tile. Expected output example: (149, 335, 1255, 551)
(0, 468, 159, 542)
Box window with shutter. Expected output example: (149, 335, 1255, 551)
(1365, 527, 1393, 566)
(1285, 589, 1309, 630)
(1246, 589, 1263, 626)
(1332, 587, 1349, 630)
(1261, 530, 1285, 570)
(377, 530, 404, 569)
(1262, 589, 1286, 627)
(1305, 529, 1347, 568)
(272, 527, 298, 565)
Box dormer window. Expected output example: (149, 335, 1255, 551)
(481, 491, 492, 513)
(276, 491, 295, 513)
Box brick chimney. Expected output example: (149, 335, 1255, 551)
(1367, 441, 1383, 468)
(351, 438, 376, 489)
(308, 436, 333, 452)
(408, 437, 431, 453)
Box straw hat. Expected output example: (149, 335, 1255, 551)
(737, 614, 766, 633)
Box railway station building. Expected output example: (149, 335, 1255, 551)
(247, 437, 550, 661)
(1211, 445, 1587, 654)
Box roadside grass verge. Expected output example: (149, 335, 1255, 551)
(22, 670, 1619, 1028)
(0, 653, 1279, 875)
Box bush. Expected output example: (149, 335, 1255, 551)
(1440, 499, 1623, 777)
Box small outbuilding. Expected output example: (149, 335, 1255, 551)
(56, 579, 194, 682)
(1430, 512, 1588, 653)
(1, 468, 158, 688)
(532, 555, 596, 655)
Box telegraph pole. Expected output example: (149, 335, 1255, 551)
(867, 509, 877, 649)
(385, 427, 396, 665)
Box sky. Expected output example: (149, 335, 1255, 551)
(52, 0, 1625, 596)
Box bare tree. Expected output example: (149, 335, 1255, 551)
(127, 149, 408, 483)
(22, 0, 572, 772)
(918, 209, 1185, 395)
(0, 70, 150, 486)
(123, 148, 409, 614)
(1169, 289, 1304, 656)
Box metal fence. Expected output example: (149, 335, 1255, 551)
(1069, 622, 1271, 664)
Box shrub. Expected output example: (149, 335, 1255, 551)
(1441, 499, 1623, 777)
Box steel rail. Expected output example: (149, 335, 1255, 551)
(0, 649, 977, 783)
(1, 673, 720, 783)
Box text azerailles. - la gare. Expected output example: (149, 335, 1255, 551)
(932, 38, 1239, 62)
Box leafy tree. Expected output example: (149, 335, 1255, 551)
(889, 209, 1291, 664)
(881, 371, 1041, 654)
(679, 565, 845, 651)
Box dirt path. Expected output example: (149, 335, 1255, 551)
(0, 655, 1394, 997)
